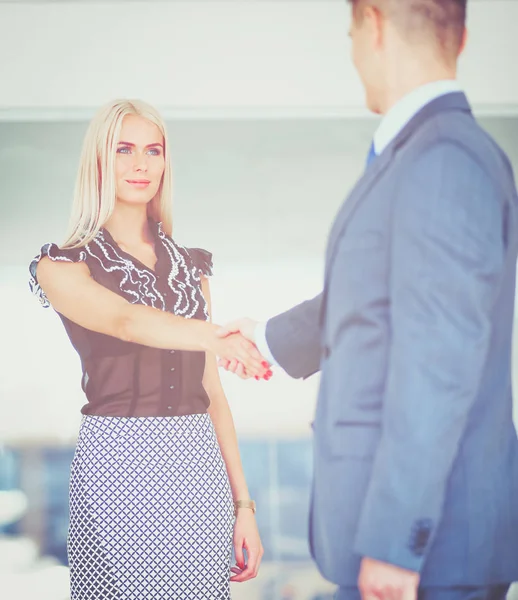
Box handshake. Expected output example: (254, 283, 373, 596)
(213, 317, 273, 381)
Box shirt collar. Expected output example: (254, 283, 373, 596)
(373, 79, 463, 155)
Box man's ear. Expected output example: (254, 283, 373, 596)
(363, 5, 385, 51)
(459, 27, 468, 56)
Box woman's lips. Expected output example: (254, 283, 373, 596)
(126, 179, 151, 188)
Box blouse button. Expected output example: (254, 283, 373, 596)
(170, 350, 175, 354)
(167, 405, 173, 410)
(170, 385, 175, 390)
(170, 367, 175, 372)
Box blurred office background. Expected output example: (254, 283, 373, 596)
(1, 1, 517, 598)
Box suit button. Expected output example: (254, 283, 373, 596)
(409, 519, 433, 556)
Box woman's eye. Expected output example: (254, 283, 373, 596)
(116, 147, 161, 156)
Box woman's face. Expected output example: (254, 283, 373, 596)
(114, 115, 166, 206)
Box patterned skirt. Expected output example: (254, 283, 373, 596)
(67, 413, 235, 599)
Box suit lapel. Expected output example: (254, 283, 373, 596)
(324, 145, 395, 279)
(319, 92, 473, 328)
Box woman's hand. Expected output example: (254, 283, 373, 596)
(215, 318, 272, 380)
(219, 358, 273, 381)
(230, 509, 264, 583)
(209, 332, 269, 379)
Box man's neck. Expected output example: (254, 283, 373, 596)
(379, 63, 458, 115)
(372, 77, 462, 155)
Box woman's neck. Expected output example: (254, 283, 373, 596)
(104, 204, 154, 247)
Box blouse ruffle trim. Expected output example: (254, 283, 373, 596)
(29, 243, 86, 308)
(187, 247, 213, 278)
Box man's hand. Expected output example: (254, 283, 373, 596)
(358, 557, 420, 600)
(217, 317, 258, 343)
(216, 318, 272, 380)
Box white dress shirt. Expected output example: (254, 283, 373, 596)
(255, 79, 463, 366)
(373, 79, 462, 154)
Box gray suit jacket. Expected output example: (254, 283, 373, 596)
(265, 93, 518, 585)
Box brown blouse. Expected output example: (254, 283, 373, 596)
(29, 220, 213, 418)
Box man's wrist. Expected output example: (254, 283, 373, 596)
(243, 319, 258, 342)
(254, 321, 278, 366)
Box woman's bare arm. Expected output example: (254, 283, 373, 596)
(200, 276, 263, 581)
(36, 257, 267, 375)
(200, 275, 251, 501)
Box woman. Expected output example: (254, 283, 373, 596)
(29, 99, 271, 599)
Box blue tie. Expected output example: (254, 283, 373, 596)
(366, 141, 377, 168)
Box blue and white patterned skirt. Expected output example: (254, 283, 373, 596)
(67, 413, 234, 599)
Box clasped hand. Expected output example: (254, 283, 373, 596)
(214, 318, 272, 380)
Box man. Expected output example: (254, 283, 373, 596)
(220, 1, 518, 600)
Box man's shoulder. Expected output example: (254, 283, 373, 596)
(409, 112, 513, 183)
(417, 110, 485, 149)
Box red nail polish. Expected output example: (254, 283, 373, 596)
(262, 361, 269, 368)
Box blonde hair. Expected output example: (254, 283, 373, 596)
(62, 99, 173, 248)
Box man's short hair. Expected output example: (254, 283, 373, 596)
(348, 0, 467, 55)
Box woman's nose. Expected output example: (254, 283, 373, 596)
(133, 153, 148, 172)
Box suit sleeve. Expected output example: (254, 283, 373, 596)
(353, 142, 506, 571)
(265, 293, 323, 379)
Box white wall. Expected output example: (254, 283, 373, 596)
(0, 0, 517, 120)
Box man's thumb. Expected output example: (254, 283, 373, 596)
(215, 326, 230, 338)
(216, 321, 246, 337)
(216, 321, 240, 337)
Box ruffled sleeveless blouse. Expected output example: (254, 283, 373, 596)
(29, 220, 214, 417)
